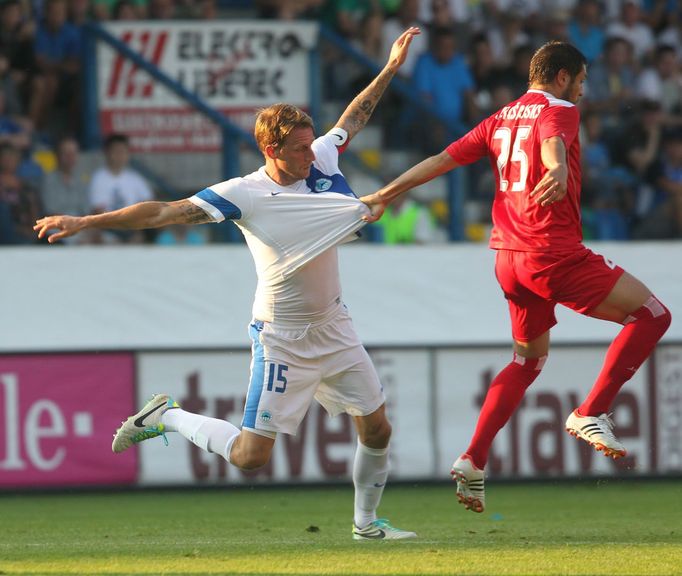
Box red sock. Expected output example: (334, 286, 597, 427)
(466, 354, 546, 469)
(579, 296, 671, 417)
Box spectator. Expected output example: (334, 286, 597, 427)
(319, 0, 381, 42)
(496, 44, 535, 100)
(92, 0, 147, 20)
(39, 136, 90, 243)
(89, 133, 153, 244)
(418, 0, 486, 33)
(111, 0, 139, 20)
(380, 0, 427, 77)
(581, 110, 633, 239)
(0, 91, 31, 151)
(372, 194, 442, 244)
(33, 0, 80, 133)
(611, 99, 665, 235)
(255, 0, 323, 20)
(69, 0, 91, 31)
(568, 0, 605, 64)
(195, 0, 218, 20)
(148, 0, 175, 19)
(634, 129, 682, 238)
(636, 44, 682, 122)
(545, 10, 572, 44)
(318, 0, 383, 100)
(606, 0, 655, 62)
(412, 26, 476, 151)
(469, 33, 501, 119)
(487, 10, 530, 69)
(0, 52, 23, 118)
(0, 142, 42, 244)
(583, 36, 638, 134)
(0, 1, 37, 120)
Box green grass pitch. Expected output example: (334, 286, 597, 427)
(1, 481, 681, 576)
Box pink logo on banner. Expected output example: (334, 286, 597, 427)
(0, 354, 136, 488)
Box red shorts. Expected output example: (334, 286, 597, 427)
(494, 247, 625, 342)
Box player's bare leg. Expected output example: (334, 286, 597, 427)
(567, 272, 671, 458)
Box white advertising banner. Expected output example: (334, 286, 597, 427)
(435, 346, 682, 479)
(136, 349, 435, 485)
(136, 345, 682, 485)
(97, 21, 318, 151)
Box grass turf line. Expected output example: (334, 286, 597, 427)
(0, 482, 680, 575)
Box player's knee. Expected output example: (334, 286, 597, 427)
(236, 450, 271, 471)
(657, 300, 672, 334)
(360, 418, 392, 449)
(230, 442, 273, 470)
(631, 296, 671, 337)
(512, 353, 548, 372)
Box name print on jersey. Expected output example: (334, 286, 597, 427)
(496, 104, 546, 121)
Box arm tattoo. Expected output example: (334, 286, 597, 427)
(338, 69, 393, 139)
(178, 201, 213, 224)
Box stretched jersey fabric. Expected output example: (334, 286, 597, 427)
(446, 89, 582, 252)
(188, 131, 368, 325)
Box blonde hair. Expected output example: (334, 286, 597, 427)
(254, 103, 314, 153)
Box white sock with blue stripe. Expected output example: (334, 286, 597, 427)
(352, 440, 389, 529)
(162, 408, 240, 459)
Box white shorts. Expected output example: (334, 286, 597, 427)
(241, 306, 385, 436)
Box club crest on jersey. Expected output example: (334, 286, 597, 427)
(260, 411, 272, 423)
(315, 178, 333, 192)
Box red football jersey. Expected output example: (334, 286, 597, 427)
(446, 90, 582, 251)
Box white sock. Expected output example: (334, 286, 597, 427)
(352, 440, 389, 529)
(161, 408, 240, 461)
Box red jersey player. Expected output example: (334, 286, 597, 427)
(360, 41, 671, 513)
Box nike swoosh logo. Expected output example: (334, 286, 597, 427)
(333, 133, 343, 141)
(270, 191, 281, 196)
(133, 402, 166, 428)
(373, 482, 386, 488)
(361, 529, 386, 539)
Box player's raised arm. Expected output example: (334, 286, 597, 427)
(334, 27, 419, 144)
(360, 150, 459, 222)
(34, 199, 213, 244)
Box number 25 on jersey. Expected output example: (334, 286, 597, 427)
(493, 126, 531, 193)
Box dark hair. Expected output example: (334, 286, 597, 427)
(656, 44, 676, 59)
(528, 41, 587, 85)
(104, 133, 129, 150)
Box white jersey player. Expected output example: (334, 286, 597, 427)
(35, 27, 421, 541)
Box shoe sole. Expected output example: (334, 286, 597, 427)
(451, 470, 485, 513)
(566, 427, 626, 459)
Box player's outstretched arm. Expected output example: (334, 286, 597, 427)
(335, 27, 419, 143)
(360, 150, 458, 222)
(34, 199, 213, 243)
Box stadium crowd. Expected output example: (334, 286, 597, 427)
(1, 0, 682, 244)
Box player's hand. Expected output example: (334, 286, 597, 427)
(530, 165, 568, 207)
(360, 194, 386, 222)
(34, 215, 85, 243)
(387, 27, 420, 72)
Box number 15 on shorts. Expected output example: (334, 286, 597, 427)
(267, 362, 288, 393)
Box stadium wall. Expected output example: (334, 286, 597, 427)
(1, 243, 680, 488)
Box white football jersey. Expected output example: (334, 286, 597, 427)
(189, 131, 369, 324)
